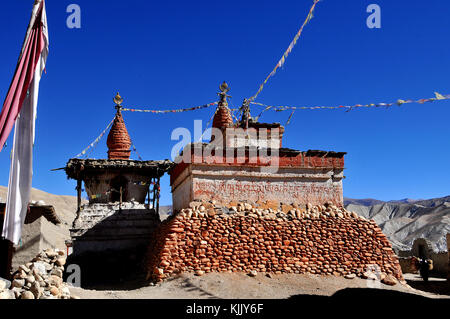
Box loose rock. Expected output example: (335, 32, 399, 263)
(381, 274, 397, 286)
(21, 291, 35, 299)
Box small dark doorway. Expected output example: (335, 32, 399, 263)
(110, 175, 128, 202)
(418, 244, 426, 259)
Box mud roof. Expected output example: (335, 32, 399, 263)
(64, 158, 174, 180)
(0, 203, 60, 225)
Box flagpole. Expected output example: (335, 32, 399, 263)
(0, 0, 43, 280)
(0, 0, 48, 278)
(0, 0, 44, 279)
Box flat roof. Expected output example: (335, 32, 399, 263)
(64, 158, 174, 180)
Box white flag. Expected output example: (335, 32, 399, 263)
(1, 0, 49, 244)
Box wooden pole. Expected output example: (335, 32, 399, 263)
(156, 177, 160, 214)
(76, 179, 82, 212)
(119, 186, 123, 210)
(147, 182, 150, 208)
(152, 180, 156, 210)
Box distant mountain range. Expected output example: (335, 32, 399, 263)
(344, 197, 425, 206)
(344, 196, 450, 252)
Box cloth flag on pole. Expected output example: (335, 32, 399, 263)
(1, 0, 49, 244)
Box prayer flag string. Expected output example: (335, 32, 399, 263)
(75, 117, 115, 158)
(121, 102, 217, 114)
(248, 0, 321, 102)
(250, 92, 450, 114)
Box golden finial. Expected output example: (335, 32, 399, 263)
(219, 81, 229, 94)
(217, 81, 231, 104)
(113, 92, 123, 107)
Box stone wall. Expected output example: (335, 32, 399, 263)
(69, 202, 162, 287)
(12, 219, 42, 270)
(71, 202, 160, 255)
(146, 202, 403, 283)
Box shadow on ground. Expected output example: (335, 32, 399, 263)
(163, 274, 220, 299)
(289, 287, 441, 302)
(405, 275, 450, 296)
(65, 246, 150, 291)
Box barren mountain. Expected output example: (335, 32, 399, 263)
(345, 196, 450, 252)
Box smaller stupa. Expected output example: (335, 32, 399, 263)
(63, 94, 172, 284)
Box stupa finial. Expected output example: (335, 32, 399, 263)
(113, 92, 124, 111)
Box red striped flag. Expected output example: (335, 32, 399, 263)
(1, 0, 49, 244)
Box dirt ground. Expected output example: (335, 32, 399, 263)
(68, 272, 450, 299)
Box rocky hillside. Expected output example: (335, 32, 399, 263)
(345, 196, 450, 253)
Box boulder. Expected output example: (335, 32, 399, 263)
(49, 275, 63, 288)
(19, 264, 30, 273)
(56, 257, 66, 267)
(26, 275, 36, 284)
(49, 286, 60, 296)
(45, 249, 58, 258)
(21, 291, 35, 299)
(31, 262, 47, 276)
(12, 279, 25, 289)
(30, 282, 42, 299)
(51, 268, 63, 278)
(381, 274, 397, 286)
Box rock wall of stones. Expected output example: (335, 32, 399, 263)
(146, 202, 403, 284)
(0, 249, 78, 299)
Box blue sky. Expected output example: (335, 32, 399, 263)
(0, 0, 449, 205)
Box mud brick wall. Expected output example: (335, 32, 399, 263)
(170, 164, 344, 212)
(146, 208, 403, 282)
(170, 148, 346, 212)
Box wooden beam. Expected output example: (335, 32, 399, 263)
(119, 186, 123, 211)
(76, 179, 82, 212)
(156, 177, 160, 214)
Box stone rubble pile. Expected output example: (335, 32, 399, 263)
(80, 201, 150, 212)
(147, 200, 404, 285)
(178, 200, 365, 221)
(0, 249, 77, 299)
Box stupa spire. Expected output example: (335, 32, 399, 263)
(212, 82, 233, 132)
(107, 92, 131, 160)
